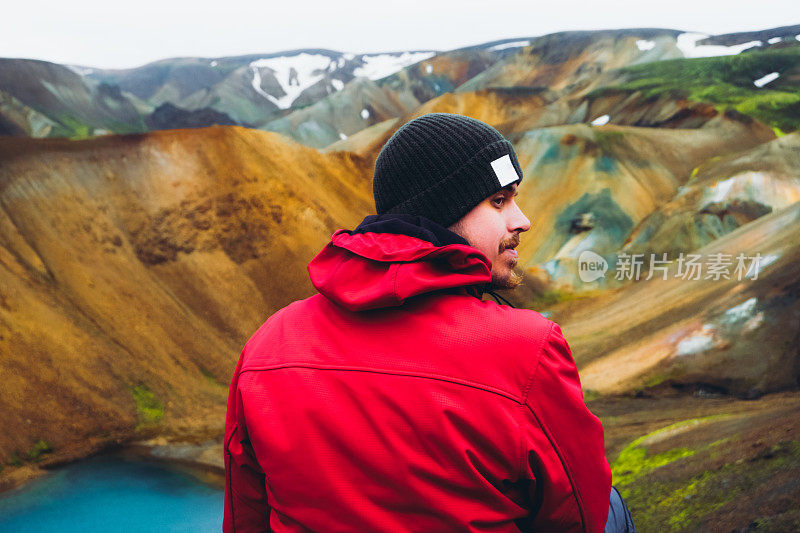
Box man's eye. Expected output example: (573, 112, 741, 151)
(492, 197, 505, 207)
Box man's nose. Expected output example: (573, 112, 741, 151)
(509, 202, 531, 233)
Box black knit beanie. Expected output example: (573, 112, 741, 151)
(372, 113, 524, 228)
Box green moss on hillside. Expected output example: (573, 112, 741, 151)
(50, 114, 92, 139)
(130, 384, 164, 428)
(612, 420, 697, 488)
(106, 119, 147, 135)
(624, 441, 800, 531)
(3, 439, 53, 469)
(49, 114, 145, 139)
(613, 411, 800, 533)
(590, 45, 800, 132)
(25, 440, 52, 462)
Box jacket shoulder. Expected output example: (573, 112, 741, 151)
(238, 296, 317, 367)
(425, 295, 559, 399)
(467, 297, 556, 347)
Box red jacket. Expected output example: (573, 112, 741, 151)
(224, 215, 611, 532)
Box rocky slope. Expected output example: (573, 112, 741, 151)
(0, 127, 373, 472)
(549, 199, 800, 397)
(623, 133, 800, 258)
(595, 391, 800, 531)
(0, 59, 147, 138)
(456, 29, 684, 95)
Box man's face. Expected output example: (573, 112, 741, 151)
(448, 182, 531, 290)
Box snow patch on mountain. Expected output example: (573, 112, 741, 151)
(722, 298, 758, 324)
(331, 79, 344, 91)
(353, 51, 435, 80)
(747, 254, 779, 279)
(250, 53, 334, 109)
(703, 171, 800, 209)
(768, 37, 782, 44)
(68, 65, 95, 76)
(676, 325, 717, 356)
(636, 40, 656, 51)
(488, 40, 530, 51)
(754, 72, 779, 88)
(677, 33, 762, 58)
(249, 66, 280, 107)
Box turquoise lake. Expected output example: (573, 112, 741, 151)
(0, 453, 223, 532)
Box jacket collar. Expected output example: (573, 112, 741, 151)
(308, 214, 492, 311)
(352, 214, 470, 247)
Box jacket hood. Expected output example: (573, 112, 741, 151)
(308, 214, 492, 311)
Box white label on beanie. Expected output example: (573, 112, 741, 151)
(491, 154, 518, 187)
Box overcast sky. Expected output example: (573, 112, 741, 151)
(3, 0, 798, 69)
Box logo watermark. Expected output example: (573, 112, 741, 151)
(576, 251, 773, 282)
(578, 250, 608, 282)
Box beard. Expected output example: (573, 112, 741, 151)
(491, 233, 523, 290)
(490, 266, 523, 290)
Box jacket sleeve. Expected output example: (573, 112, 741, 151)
(520, 322, 611, 532)
(224, 352, 271, 532)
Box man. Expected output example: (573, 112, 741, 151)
(224, 113, 622, 532)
